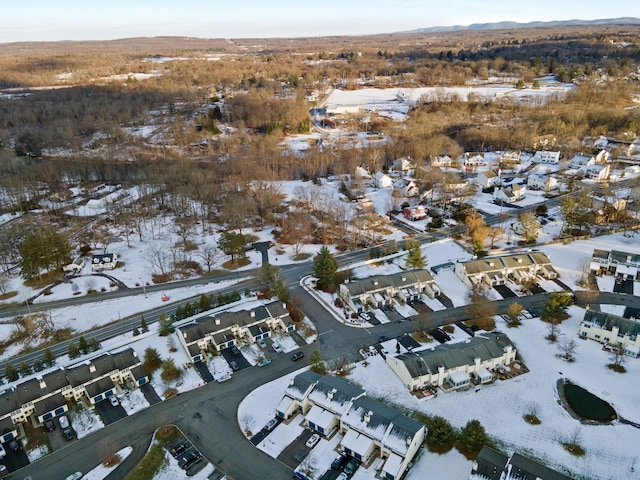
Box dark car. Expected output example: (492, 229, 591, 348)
(170, 442, 190, 458)
(230, 345, 241, 355)
(293, 449, 308, 463)
(230, 361, 239, 371)
(44, 420, 56, 432)
(178, 450, 201, 469)
(331, 454, 348, 470)
(344, 457, 359, 476)
(378, 336, 391, 343)
(63, 428, 76, 441)
(291, 352, 304, 361)
(8, 440, 22, 451)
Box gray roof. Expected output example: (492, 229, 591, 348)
(509, 452, 572, 480)
(0, 389, 21, 417)
(396, 332, 514, 378)
(33, 392, 66, 416)
(312, 375, 365, 406)
(583, 309, 640, 337)
(285, 371, 321, 400)
(16, 378, 43, 405)
(66, 363, 93, 387)
(0, 416, 16, 435)
(112, 348, 140, 370)
(473, 446, 509, 480)
(501, 254, 535, 269)
(130, 365, 148, 382)
(610, 249, 640, 266)
(85, 377, 116, 398)
(40, 369, 70, 394)
(345, 269, 435, 297)
(350, 395, 423, 437)
(592, 249, 609, 261)
(90, 354, 117, 377)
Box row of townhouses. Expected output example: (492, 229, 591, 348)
(276, 371, 426, 480)
(0, 348, 147, 443)
(338, 269, 441, 314)
(177, 301, 295, 363)
(454, 252, 557, 288)
(589, 249, 640, 281)
(579, 309, 640, 358)
(470, 445, 572, 480)
(386, 332, 517, 391)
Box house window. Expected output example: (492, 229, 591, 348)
(2, 433, 14, 443)
(354, 452, 362, 460)
(105, 390, 114, 398)
(94, 394, 103, 402)
(43, 412, 53, 421)
(193, 355, 202, 362)
(287, 325, 295, 332)
(138, 378, 147, 386)
(594, 335, 600, 339)
(385, 473, 395, 480)
(317, 425, 324, 434)
(581, 332, 587, 337)
(308, 421, 316, 430)
(55, 407, 65, 415)
(276, 411, 284, 418)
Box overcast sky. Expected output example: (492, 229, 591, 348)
(2, 0, 638, 43)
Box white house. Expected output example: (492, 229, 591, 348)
(463, 153, 486, 167)
(589, 249, 640, 281)
(569, 153, 596, 169)
(578, 309, 640, 358)
(585, 163, 610, 181)
(372, 171, 393, 189)
(532, 150, 560, 164)
(527, 173, 558, 191)
(493, 183, 525, 203)
(454, 252, 557, 288)
(386, 332, 517, 390)
(91, 253, 118, 271)
(475, 169, 501, 188)
(392, 157, 415, 175)
(431, 155, 453, 167)
(354, 165, 371, 179)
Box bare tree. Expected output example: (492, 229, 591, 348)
(239, 413, 256, 436)
(546, 319, 561, 343)
(198, 244, 219, 273)
(0, 273, 9, 295)
(145, 245, 170, 276)
(558, 338, 578, 361)
(609, 345, 627, 370)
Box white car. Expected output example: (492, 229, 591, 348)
(65, 473, 83, 480)
(0, 443, 5, 459)
(272, 343, 283, 354)
(58, 415, 69, 429)
(305, 433, 320, 448)
(109, 396, 119, 406)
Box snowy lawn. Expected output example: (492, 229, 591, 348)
(82, 446, 133, 480)
(153, 450, 216, 480)
(73, 405, 105, 440)
(119, 388, 150, 415)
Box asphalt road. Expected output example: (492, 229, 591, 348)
(6, 287, 640, 480)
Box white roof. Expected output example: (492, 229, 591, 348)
(477, 367, 492, 382)
(305, 405, 336, 430)
(449, 371, 470, 384)
(382, 452, 403, 477)
(616, 264, 637, 276)
(276, 395, 295, 415)
(341, 428, 375, 456)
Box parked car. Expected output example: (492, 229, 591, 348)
(58, 415, 70, 429)
(170, 442, 190, 458)
(291, 352, 304, 361)
(257, 358, 271, 367)
(0, 443, 5, 459)
(230, 345, 241, 355)
(109, 396, 119, 407)
(217, 372, 232, 383)
(378, 335, 391, 343)
(63, 428, 76, 441)
(359, 312, 371, 321)
(44, 419, 56, 432)
(272, 343, 283, 354)
(257, 338, 267, 348)
(265, 418, 278, 431)
(178, 449, 201, 469)
(293, 449, 308, 463)
(65, 473, 83, 480)
(336, 473, 348, 480)
(305, 433, 320, 448)
(344, 457, 359, 476)
(230, 361, 239, 371)
(331, 454, 348, 470)
(8, 440, 22, 451)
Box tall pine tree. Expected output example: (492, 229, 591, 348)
(312, 246, 338, 291)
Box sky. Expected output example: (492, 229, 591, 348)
(2, 0, 638, 43)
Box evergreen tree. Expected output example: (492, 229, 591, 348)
(405, 245, 426, 269)
(143, 348, 162, 374)
(541, 292, 573, 323)
(218, 231, 248, 263)
(140, 315, 149, 333)
(312, 246, 338, 291)
(456, 419, 490, 459)
(133, 327, 140, 336)
(198, 293, 212, 312)
(78, 336, 89, 355)
(160, 359, 182, 382)
(32, 359, 44, 372)
(43, 348, 56, 367)
(4, 362, 18, 382)
(68, 341, 79, 359)
(158, 313, 174, 336)
(19, 361, 31, 377)
(89, 337, 101, 352)
(19, 226, 71, 280)
(426, 416, 457, 453)
(309, 349, 326, 375)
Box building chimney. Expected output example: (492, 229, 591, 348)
(364, 411, 373, 423)
(250, 311, 255, 318)
(215, 318, 221, 326)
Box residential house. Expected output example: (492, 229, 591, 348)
(394, 179, 418, 197)
(569, 153, 596, 169)
(0, 390, 21, 442)
(403, 205, 427, 221)
(276, 373, 426, 480)
(585, 163, 610, 182)
(475, 169, 501, 188)
(357, 197, 375, 212)
(589, 249, 640, 280)
(392, 157, 415, 175)
(493, 183, 525, 203)
(354, 165, 371, 180)
(578, 309, 640, 357)
(91, 253, 118, 271)
(339, 270, 441, 314)
(386, 332, 517, 390)
(372, 172, 393, 189)
(463, 153, 486, 168)
(499, 151, 521, 165)
(431, 155, 453, 167)
(177, 301, 295, 363)
(470, 446, 572, 480)
(532, 151, 560, 164)
(527, 173, 558, 191)
(454, 252, 557, 288)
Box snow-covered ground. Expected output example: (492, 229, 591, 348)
(82, 446, 133, 480)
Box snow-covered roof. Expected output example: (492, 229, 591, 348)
(382, 452, 403, 478)
(305, 404, 336, 430)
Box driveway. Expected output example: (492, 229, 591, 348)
(193, 362, 214, 383)
(613, 278, 634, 295)
(3, 443, 29, 473)
(47, 424, 68, 452)
(220, 348, 251, 371)
(140, 383, 162, 405)
(95, 398, 128, 425)
(494, 284, 518, 298)
(277, 428, 315, 469)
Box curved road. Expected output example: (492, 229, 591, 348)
(9, 288, 640, 480)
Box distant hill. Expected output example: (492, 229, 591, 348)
(404, 17, 640, 34)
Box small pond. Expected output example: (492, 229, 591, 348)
(562, 382, 617, 422)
